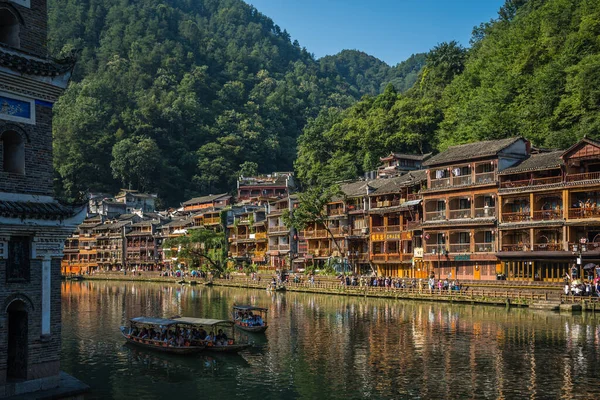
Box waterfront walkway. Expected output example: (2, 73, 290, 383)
(69, 272, 600, 311)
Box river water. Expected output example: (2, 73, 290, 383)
(61, 281, 600, 399)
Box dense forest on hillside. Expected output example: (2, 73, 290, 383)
(48, 0, 423, 205)
(297, 0, 600, 186)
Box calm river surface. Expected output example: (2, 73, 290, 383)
(61, 281, 600, 399)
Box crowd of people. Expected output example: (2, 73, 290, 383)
(129, 326, 230, 346)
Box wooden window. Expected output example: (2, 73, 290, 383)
(6, 236, 30, 283)
(0, 7, 20, 48)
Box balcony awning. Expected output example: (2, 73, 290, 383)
(399, 199, 422, 208)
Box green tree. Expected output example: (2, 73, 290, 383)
(283, 185, 344, 254)
(164, 228, 226, 273)
(110, 136, 161, 192)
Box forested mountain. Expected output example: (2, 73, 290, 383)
(49, 0, 407, 205)
(319, 50, 426, 96)
(297, 0, 600, 186)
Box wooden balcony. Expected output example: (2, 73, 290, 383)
(532, 243, 563, 251)
(406, 193, 421, 201)
(328, 208, 345, 216)
(426, 211, 446, 221)
(474, 207, 495, 218)
(430, 178, 450, 189)
(449, 243, 470, 253)
(269, 225, 289, 233)
(501, 211, 531, 223)
(255, 232, 267, 240)
(532, 210, 563, 221)
(425, 244, 446, 254)
(474, 243, 495, 252)
(568, 207, 600, 219)
(566, 172, 600, 183)
(404, 221, 421, 230)
(501, 244, 526, 252)
(302, 229, 327, 238)
(268, 244, 290, 251)
(386, 225, 401, 233)
(452, 175, 472, 186)
(204, 217, 220, 225)
(449, 209, 471, 219)
(501, 175, 563, 189)
(474, 172, 496, 184)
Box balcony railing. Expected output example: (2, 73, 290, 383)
(425, 244, 446, 254)
(255, 232, 267, 240)
(474, 243, 495, 252)
(351, 228, 368, 236)
(404, 221, 421, 230)
(269, 225, 289, 233)
(501, 176, 563, 189)
(449, 209, 471, 219)
(501, 244, 527, 252)
(204, 217, 220, 225)
(501, 211, 531, 223)
(566, 172, 600, 183)
(386, 225, 401, 233)
(475, 172, 496, 184)
(407, 193, 421, 201)
(449, 243, 470, 253)
(371, 226, 385, 233)
(569, 242, 600, 252)
(452, 175, 472, 186)
(568, 207, 600, 219)
(328, 208, 345, 216)
(430, 178, 450, 189)
(268, 244, 290, 251)
(532, 210, 563, 221)
(302, 229, 327, 238)
(474, 207, 495, 218)
(426, 211, 446, 221)
(533, 243, 563, 251)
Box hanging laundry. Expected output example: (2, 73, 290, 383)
(452, 167, 461, 176)
(435, 170, 444, 179)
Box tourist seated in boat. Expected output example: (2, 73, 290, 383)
(205, 331, 215, 342)
(140, 328, 149, 339)
(216, 329, 228, 345)
(198, 328, 207, 339)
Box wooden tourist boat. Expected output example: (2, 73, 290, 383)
(172, 317, 252, 353)
(120, 317, 206, 354)
(232, 305, 268, 333)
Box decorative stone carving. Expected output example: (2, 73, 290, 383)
(32, 237, 64, 259)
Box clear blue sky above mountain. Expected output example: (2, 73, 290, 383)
(246, 0, 506, 66)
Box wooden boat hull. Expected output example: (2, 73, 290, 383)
(120, 329, 205, 354)
(235, 324, 268, 333)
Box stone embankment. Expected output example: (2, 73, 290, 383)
(67, 273, 600, 312)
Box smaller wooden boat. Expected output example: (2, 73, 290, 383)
(232, 305, 268, 333)
(120, 317, 206, 354)
(172, 317, 251, 353)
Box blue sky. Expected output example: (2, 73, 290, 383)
(246, 0, 506, 66)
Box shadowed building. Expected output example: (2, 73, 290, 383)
(0, 0, 87, 397)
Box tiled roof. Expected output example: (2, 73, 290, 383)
(423, 137, 523, 167)
(0, 49, 75, 77)
(372, 170, 427, 195)
(182, 193, 230, 206)
(499, 151, 564, 175)
(239, 175, 290, 187)
(0, 200, 76, 219)
(381, 153, 432, 161)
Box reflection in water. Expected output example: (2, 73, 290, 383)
(62, 281, 600, 399)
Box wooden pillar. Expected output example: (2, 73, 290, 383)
(529, 227, 535, 251)
(530, 192, 535, 219)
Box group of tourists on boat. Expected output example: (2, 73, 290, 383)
(235, 311, 264, 327)
(128, 325, 230, 346)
